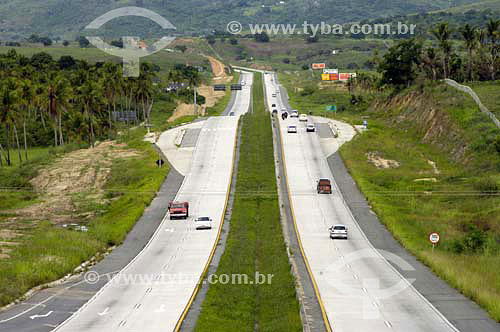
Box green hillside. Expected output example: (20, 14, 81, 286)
(0, 0, 484, 40)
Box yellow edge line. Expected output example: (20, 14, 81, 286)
(174, 117, 240, 331)
(277, 117, 333, 332)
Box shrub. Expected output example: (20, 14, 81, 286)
(473, 177, 499, 195)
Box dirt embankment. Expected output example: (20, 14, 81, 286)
(169, 56, 232, 121)
(2, 142, 138, 224)
(373, 91, 468, 162)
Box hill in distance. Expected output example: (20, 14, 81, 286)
(0, 0, 485, 40)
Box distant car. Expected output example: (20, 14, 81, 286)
(287, 125, 297, 133)
(241, 81, 246, 86)
(306, 124, 316, 132)
(281, 112, 288, 120)
(329, 224, 348, 239)
(299, 114, 308, 122)
(290, 111, 299, 118)
(272, 104, 276, 108)
(195, 217, 212, 230)
(229, 111, 235, 116)
(272, 93, 277, 97)
(272, 109, 278, 116)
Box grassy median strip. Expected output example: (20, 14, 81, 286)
(195, 73, 302, 331)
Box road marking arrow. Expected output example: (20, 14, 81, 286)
(30, 311, 53, 320)
(98, 307, 109, 316)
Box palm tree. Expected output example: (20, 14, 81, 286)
(486, 19, 499, 80)
(51, 75, 73, 146)
(460, 24, 477, 81)
(78, 79, 103, 147)
(0, 79, 19, 166)
(431, 23, 452, 79)
(17, 79, 34, 160)
(421, 47, 439, 81)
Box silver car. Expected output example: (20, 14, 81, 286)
(329, 224, 348, 239)
(195, 217, 212, 230)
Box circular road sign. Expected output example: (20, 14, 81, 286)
(429, 232, 440, 244)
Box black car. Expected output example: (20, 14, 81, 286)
(272, 109, 278, 116)
(272, 104, 276, 108)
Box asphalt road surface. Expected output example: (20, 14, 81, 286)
(264, 72, 460, 332)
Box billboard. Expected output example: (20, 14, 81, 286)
(339, 73, 350, 81)
(323, 68, 338, 74)
(312, 63, 326, 70)
(322, 73, 339, 81)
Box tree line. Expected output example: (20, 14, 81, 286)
(0, 50, 157, 167)
(379, 19, 499, 87)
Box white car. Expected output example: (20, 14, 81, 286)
(290, 111, 299, 118)
(195, 217, 212, 230)
(299, 114, 308, 122)
(272, 93, 277, 97)
(287, 125, 298, 133)
(329, 224, 348, 239)
(306, 124, 316, 132)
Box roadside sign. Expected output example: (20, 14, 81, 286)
(429, 232, 440, 244)
(321, 74, 330, 81)
(156, 159, 165, 168)
(323, 68, 338, 74)
(312, 63, 326, 70)
(325, 105, 337, 111)
(339, 73, 350, 81)
(213, 84, 226, 91)
(231, 84, 243, 91)
(329, 73, 339, 81)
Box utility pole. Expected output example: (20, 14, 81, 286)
(194, 87, 197, 115)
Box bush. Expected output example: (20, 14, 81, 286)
(473, 177, 499, 195)
(300, 85, 315, 96)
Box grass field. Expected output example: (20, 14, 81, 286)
(213, 36, 388, 71)
(195, 73, 302, 331)
(280, 74, 500, 321)
(469, 81, 500, 119)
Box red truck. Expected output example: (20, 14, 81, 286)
(317, 179, 332, 194)
(168, 201, 189, 220)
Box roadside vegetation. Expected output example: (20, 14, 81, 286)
(195, 73, 302, 331)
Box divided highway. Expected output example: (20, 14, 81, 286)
(264, 73, 460, 332)
(52, 72, 253, 332)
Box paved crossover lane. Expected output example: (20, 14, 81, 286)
(264, 73, 459, 332)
